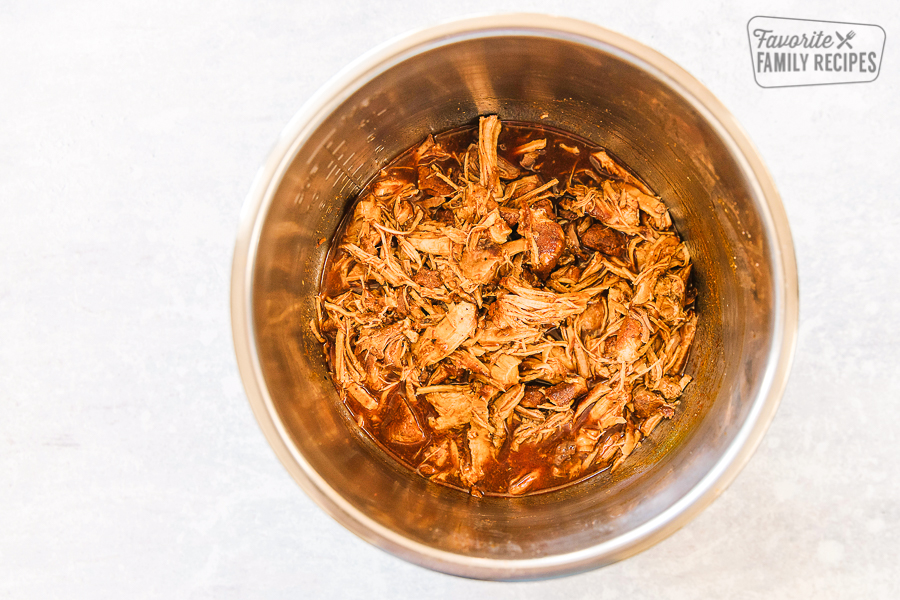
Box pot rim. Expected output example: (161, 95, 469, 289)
(230, 13, 799, 580)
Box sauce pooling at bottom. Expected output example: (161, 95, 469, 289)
(314, 116, 696, 496)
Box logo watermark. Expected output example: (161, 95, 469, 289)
(748, 16, 885, 88)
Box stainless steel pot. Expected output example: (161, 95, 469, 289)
(231, 14, 798, 580)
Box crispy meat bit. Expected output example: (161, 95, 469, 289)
(519, 386, 546, 408)
(413, 268, 443, 288)
(581, 224, 627, 259)
(545, 377, 588, 406)
(498, 205, 520, 227)
(521, 203, 566, 279)
(632, 388, 672, 419)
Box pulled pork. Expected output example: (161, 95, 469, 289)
(315, 116, 696, 496)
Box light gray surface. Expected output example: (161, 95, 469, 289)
(1, 0, 896, 598)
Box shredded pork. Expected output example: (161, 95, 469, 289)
(316, 116, 696, 496)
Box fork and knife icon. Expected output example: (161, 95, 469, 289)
(836, 30, 856, 49)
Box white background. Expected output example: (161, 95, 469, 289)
(2, 1, 897, 598)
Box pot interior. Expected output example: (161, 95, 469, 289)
(248, 32, 776, 569)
